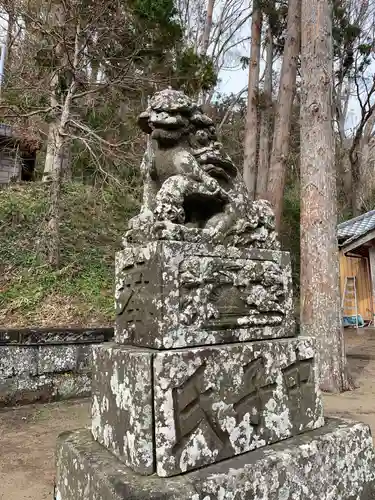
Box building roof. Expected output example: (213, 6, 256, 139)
(0, 123, 40, 152)
(0, 123, 15, 139)
(338, 209, 375, 248)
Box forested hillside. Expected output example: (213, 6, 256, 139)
(0, 183, 138, 326)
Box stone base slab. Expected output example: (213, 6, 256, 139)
(55, 418, 375, 500)
(91, 337, 324, 476)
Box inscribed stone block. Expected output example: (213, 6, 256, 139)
(115, 241, 295, 349)
(153, 336, 324, 476)
(91, 343, 154, 475)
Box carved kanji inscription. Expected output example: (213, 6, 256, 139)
(115, 259, 159, 343)
(232, 357, 276, 425)
(154, 339, 322, 476)
(171, 353, 314, 458)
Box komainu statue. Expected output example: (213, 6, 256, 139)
(125, 88, 279, 249)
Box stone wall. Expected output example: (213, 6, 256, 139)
(0, 327, 113, 406)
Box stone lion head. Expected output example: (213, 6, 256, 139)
(138, 88, 238, 183)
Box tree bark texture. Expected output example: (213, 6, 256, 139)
(44, 16, 80, 267)
(43, 120, 59, 182)
(336, 143, 352, 214)
(6, 2, 15, 68)
(243, 4, 262, 199)
(256, 25, 273, 200)
(44, 121, 72, 183)
(300, 0, 352, 392)
(350, 112, 375, 214)
(267, 0, 301, 229)
(202, 0, 215, 56)
(47, 151, 62, 268)
(42, 3, 72, 183)
(199, 0, 215, 106)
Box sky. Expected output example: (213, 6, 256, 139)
(219, 67, 248, 95)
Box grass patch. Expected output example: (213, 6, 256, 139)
(0, 182, 139, 327)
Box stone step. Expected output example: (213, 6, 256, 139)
(55, 418, 375, 500)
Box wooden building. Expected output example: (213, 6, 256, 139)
(338, 210, 375, 324)
(0, 123, 37, 185)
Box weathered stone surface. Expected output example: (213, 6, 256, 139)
(115, 241, 295, 349)
(125, 88, 279, 249)
(76, 345, 92, 371)
(0, 327, 114, 345)
(37, 345, 78, 374)
(189, 417, 375, 499)
(0, 378, 19, 405)
(89, 338, 320, 477)
(0, 346, 37, 377)
(0, 373, 91, 407)
(0, 344, 96, 407)
(153, 336, 324, 476)
(54, 419, 375, 500)
(55, 428, 196, 500)
(53, 373, 91, 399)
(91, 344, 154, 475)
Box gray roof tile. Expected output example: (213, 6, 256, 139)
(338, 209, 375, 247)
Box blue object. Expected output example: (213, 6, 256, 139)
(343, 315, 365, 327)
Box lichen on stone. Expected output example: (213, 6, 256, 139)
(90, 344, 154, 475)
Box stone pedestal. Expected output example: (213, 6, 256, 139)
(54, 240, 375, 499)
(54, 87, 375, 498)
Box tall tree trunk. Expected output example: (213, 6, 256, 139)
(359, 136, 375, 212)
(267, 0, 301, 229)
(45, 20, 80, 267)
(61, 141, 72, 180)
(243, 4, 262, 199)
(42, 3, 72, 183)
(200, 0, 215, 107)
(43, 91, 73, 181)
(5, 3, 15, 68)
(43, 118, 59, 183)
(350, 112, 375, 214)
(300, 0, 352, 392)
(0, 3, 14, 95)
(47, 139, 63, 268)
(46, 100, 74, 265)
(256, 25, 273, 199)
(336, 143, 352, 214)
(202, 0, 215, 56)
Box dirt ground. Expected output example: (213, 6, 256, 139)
(0, 399, 90, 500)
(1, 328, 375, 500)
(324, 328, 375, 429)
